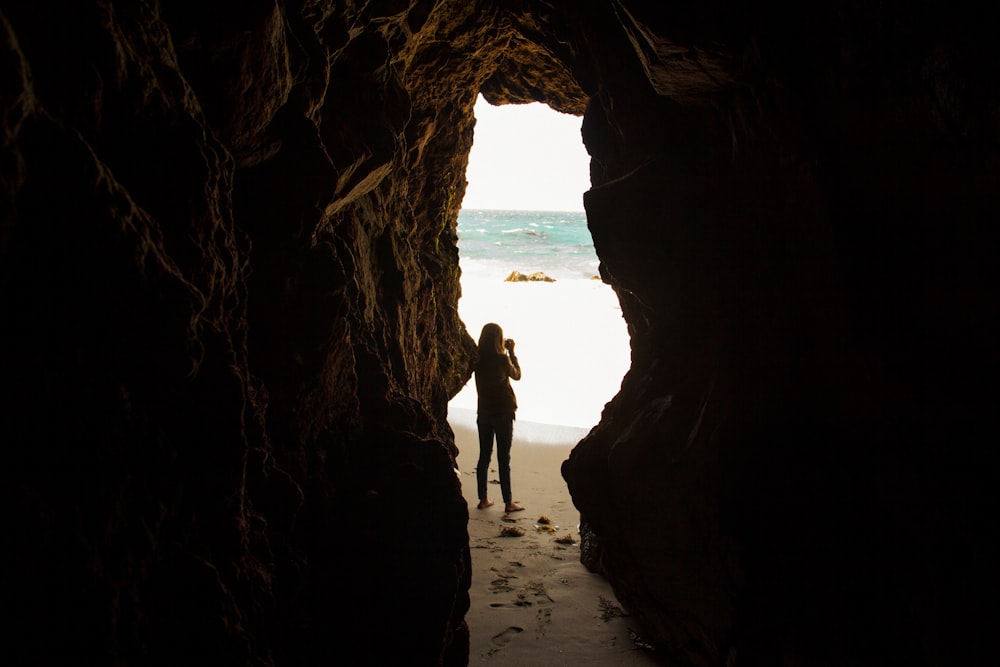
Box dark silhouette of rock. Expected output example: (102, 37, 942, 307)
(1, 1, 997, 665)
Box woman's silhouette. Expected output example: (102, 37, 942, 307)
(474, 322, 524, 512)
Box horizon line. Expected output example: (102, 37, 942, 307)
(459, 206, 586, 214)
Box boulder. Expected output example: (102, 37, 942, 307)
(504, 270, 556, 282)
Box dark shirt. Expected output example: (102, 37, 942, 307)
(474, 351, 521, 415)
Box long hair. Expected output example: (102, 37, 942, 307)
(478, 322, 505, 356)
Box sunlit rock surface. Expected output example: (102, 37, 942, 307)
(1, 1, 996, 665)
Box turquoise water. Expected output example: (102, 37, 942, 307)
(456, 209, 599, 281)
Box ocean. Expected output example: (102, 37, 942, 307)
(449, 208, 631, 433)
(456, 209, 600, 283)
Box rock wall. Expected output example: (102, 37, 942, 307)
(1, 1, 996, 665)
(564, 3, 999, 665)
(1, 2, 492, 663)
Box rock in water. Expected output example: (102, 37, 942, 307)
(505, 270, 556, 282)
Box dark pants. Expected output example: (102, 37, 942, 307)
(476, 412, 514, 502)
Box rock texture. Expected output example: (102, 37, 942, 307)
(504, 270, 556, 282)
(1, 1, 997, 665)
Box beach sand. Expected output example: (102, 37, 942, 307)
(451, 412, 662, 666)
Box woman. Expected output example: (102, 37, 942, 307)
(474, 322, 524, 512)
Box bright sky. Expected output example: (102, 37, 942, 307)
(461, 95, 591, 212)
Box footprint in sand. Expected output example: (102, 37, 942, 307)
(536, 607, 552, 635)
(490, 626, 524, 647)
(490, 575, 515, 593)
(489, 566, 519, 594)
(489, 579, 553, 609)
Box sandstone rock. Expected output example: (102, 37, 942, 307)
(504, 270, 556, 282)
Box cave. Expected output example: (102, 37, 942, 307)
(1, 1, 996, 665)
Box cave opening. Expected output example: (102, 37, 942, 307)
(447, 94, 631, 442)
(447, 94, 640, 661)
